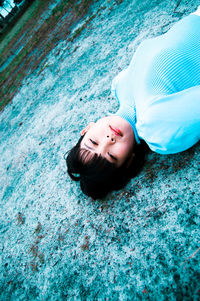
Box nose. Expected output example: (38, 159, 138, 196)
(106, 134, 115, 143)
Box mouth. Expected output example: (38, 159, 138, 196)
(109, 125, 123, 136)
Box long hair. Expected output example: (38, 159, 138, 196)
(65, 136, 148, 199)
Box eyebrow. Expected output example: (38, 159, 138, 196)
(84, 143, 95, 151)
(84, 143, 117, 163)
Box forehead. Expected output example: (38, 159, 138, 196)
(79, 148, 96, 163)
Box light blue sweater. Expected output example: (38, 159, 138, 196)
(112, 15, 200, 154)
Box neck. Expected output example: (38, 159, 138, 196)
(115, 105, 140, 144)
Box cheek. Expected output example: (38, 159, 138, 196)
(115, 143, 132, 158)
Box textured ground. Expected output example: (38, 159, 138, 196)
(0, 0, 200, 300)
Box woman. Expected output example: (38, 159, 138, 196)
(66, 7, 200, 199)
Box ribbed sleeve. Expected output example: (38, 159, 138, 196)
(111, 14, 200, 154)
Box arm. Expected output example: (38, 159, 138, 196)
(136, 85, 200, 154)
(111, 66, 135, 107)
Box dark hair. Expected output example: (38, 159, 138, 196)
(65, 136, 148, 199)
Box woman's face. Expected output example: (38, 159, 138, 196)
(80, 116, 135, 167)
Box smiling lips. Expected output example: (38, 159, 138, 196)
(109, 125, 123, 136)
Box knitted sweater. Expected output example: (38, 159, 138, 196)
(112, 15, 200, 154)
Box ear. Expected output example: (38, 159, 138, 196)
(125, 153, 135, 168)
(80, 122, 95, 136)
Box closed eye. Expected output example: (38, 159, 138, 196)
(108, 152, 117, 161)
(90, 139, 98, 145)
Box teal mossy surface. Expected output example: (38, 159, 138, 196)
(0, 0, 200, 300)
